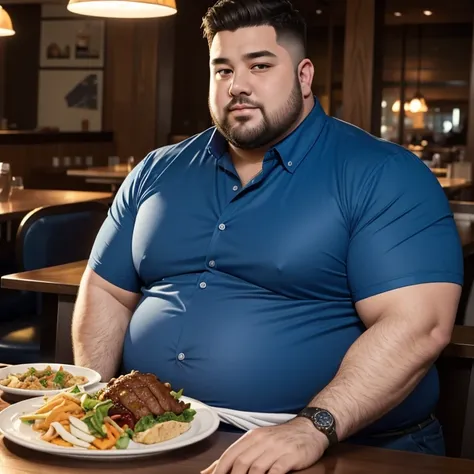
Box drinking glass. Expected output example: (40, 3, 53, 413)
(11, 176, 24, 191)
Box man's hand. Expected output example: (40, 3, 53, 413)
(201, 418, 329, 474)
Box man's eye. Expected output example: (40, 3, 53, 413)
(252, 64, 270, 71)
(217, 69, 233, 77)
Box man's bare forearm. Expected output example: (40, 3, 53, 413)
(308, 313, 448, 440)
(72, 284, 133, 381)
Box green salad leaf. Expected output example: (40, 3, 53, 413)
(69, 385, 81, 394)
(82, 400, 114, 438)
(82, 397, 102, 411)
(115, 429, 134, 449)
(134, 408, 196, 433)
(170, 388, 183, 399)
(40, 379, 48, 388)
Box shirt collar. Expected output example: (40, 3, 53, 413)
(208, 97, 327, 173)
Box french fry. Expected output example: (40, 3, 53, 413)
(35, 397, 64, 414)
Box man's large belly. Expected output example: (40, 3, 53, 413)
(121, 273, 438, 432)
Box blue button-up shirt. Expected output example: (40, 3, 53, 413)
(89, 99, 463, 434)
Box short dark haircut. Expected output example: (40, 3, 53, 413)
(201, 0, 307, 60)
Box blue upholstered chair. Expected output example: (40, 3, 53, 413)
(0, 201, 108, 364)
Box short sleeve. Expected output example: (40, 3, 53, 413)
(347, 150, 463, 302)
(88, 157, 149, 293)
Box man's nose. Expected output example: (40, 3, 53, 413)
(229, 70, 252, 97)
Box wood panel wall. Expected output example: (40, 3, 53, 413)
(171, 0, 213, 136)
(342, 0, 385, 134)
(3, 4, 40, 130)
(467, 15, 474, 181)
(0, 40, 5, 123)
(0, 140, 114, 189)
(103, 17, 174, 162)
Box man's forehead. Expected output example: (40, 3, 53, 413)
(210, 26, 280, 56)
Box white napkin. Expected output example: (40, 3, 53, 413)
(210, 406, 295, 431)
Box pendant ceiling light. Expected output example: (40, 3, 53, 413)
(67, 0, 177, 19)
(408, 25, 428, 114)
(391, 99, 410, 113)
(0, 6, 15, 37)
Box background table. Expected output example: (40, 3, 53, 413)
(1, 261, 86, 362)
(0, 190, 112, 223)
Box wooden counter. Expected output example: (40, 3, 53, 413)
(0, 131, 115, 191)
(0, 131, 113, 145)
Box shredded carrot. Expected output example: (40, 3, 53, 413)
(106, 422, 120, 439)
(92, 437, 117, 450)
(50, 438, 73, 448)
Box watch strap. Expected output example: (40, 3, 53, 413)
(297, 407, 338, 446)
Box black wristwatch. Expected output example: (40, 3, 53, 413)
(296, 407, 338, 446)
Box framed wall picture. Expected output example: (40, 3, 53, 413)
(40, 19, 105, 68)
(37, 70, 103, 132)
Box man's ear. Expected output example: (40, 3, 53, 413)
(297, 58, 314, 98)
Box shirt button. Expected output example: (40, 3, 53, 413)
(232, 185, 239, 191)
(288, 161, 293, 167)
(199, 281, 207, 289)
(209, 260, 216, 268)
(218, 223, 226, 231)
(177, 353, 185, 361)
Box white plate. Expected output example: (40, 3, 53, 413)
(0, 363, 101, 397)
(0, 385, 220, 460)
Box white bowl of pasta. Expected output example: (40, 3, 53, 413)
(0, 363, 101, 397)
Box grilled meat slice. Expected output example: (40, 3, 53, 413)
(130, 383, 165, 416)
(142, 373, 190, 414)
(99, 370, 190, 422)
(117, 388, 152, 420)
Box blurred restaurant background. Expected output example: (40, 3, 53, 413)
(0, 0, 474, 461)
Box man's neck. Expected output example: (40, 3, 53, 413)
(229, 96, 315, 186)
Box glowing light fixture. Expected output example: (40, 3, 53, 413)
(408, 25, 428, 114)
(67, 0, 177, 19)
(0, 6, 15, 37)
(391, 100, 410, 113)
(423, 10, 433, 16)
(394, 12, 402, 17)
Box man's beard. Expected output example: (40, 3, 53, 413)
(209, 77, 303, 150)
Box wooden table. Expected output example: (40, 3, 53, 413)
(67, 164, 130, 192)
(1, 261, 87, 362)
(0, 190, 112, 223)
(66, 164, 130, 180)
(438, 178, 471, 191)
(1, 260, 85, 296)
(1, 428, 474, 473)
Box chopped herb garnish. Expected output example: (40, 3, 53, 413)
(53, 371, 65, 388)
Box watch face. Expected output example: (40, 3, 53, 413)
(314, 410, 334, 428)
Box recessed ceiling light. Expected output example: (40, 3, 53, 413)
(423, 10, 433, 16)
(316, 9, 323, 15)
(394, 11, 402, 17)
